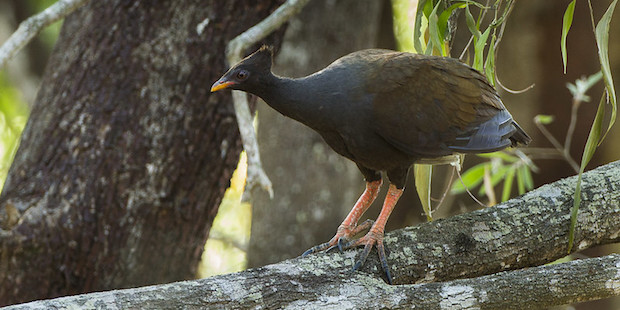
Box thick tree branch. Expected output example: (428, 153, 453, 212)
(224, 0, 311, 200)
(6, 255, 619, 309)
(5, 160, 620, 308)
(0, 0, 91, 68)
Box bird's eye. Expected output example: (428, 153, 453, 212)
(236, 70, 249, 81)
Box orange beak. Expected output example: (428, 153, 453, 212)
(210, 79, 235, 92)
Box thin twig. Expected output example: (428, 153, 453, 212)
(492, 0, 516, 53)
(458, 0, 491, 60)
(496, 76, 535, 94)
(518, 147, 570, 161)
(0, 0, 91, 68)
(456, 167, 488, 208)
(534, 120, 580, 173)
(223, 0, 311, 200)
(458, 35, 474, 60)
(430, 166, 455, 212)
(587, 0, 597, 32)
(564, 99, 581, 153)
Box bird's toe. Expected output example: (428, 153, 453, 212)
(348, 231, 393, 284)
(301, 242, 331, 257)
(376, 241, 392, 284)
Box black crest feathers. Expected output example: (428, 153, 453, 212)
(240, 45, 273, 72)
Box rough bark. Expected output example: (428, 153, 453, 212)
(7, 255, 619, 310)
(248, 0, 395, 268)
(6, 160, 620, 309)
(0, 0, 285, 306)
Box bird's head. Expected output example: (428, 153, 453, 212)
(211, 46, 274, 93)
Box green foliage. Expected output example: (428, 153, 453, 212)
(392, 0, 417, 52)
(484, 33, 496, 86)
(561, 0, 576, 74)
(426, 1, 447, 56)
(0, 0, 62, 192)
(393, 0, 533, 212)
(394, 0, 618, 225)
(568, 0, 618, 252)
(413, 0, 533, 204)
(534, 114, 554, 125)
(199, 154, 251, 277)
(461, 1, 514, 83)
(0, 74, 29, 192)
(452, 152, 533, 203)
(569, 94, 606, 251)
(595, 0, 618, 142)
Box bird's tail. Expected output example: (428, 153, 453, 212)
(510, 121, 532, 147)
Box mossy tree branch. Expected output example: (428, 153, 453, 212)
(6, 160, 620, 309)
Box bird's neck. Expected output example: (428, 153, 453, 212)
(253, 73, 331, 130)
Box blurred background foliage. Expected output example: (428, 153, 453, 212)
(0, 72, 28, 191)
(0, 0, 61, 191)
(198, 153, 251, 277)
(0, 3, 618, 303)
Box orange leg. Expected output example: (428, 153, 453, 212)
(349, 184, 403, 284)
(302, 179, 382, 256)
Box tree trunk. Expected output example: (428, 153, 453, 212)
(0, 0, 285, 306)
(248, 0, 396, 268)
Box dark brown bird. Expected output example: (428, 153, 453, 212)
(211, 46, 531, 284)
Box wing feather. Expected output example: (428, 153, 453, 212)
(365, 53, 522, 157)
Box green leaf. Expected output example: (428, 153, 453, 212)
(413, 0, 429, 53)
(414, 164, 433, 221)
(422, 0, 434, 17)
(520, 165, 534, 190)
(516, 165, 526, 195)
(501, 166, 516, 202)
(473, 27, 491, 71)
(561, 0, 576, 74)
(568, 94, 606, 252)
(570, 0, 619, 251)
(427, 1, 446, 56)
(484, 34, 496, 85)
(595, 0, 618, 143)
(438, 3, 467, 41)
(465, 5, 481, 39)
(534, 114, 555, 125)
(451, 162, 489, 194)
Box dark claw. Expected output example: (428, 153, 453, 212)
(337, 237, 348, 252)
(376, 242, 393, 284)
(326, 245, 339, 253)
(326, 237, 349, 253)
(352, 243, 373, 271)
(301, 242, 331, 257)
(301, 248, 314, 257)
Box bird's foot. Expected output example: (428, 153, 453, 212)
(346, 229, 392, 284)
(301, 219, 374, 256)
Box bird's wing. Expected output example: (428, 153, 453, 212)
(365, 53, 516, 157)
